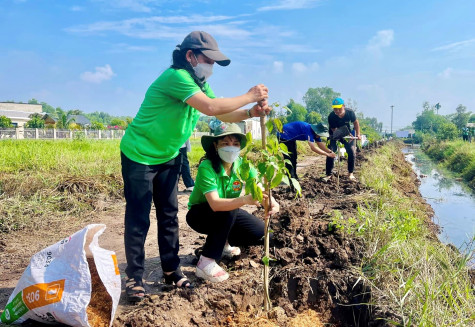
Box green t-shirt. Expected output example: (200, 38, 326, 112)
(188, 157, 257, 209)
(120, 68, 216, 165)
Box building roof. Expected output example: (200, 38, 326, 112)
(0, 110, 38, 120)
(68, 115, 91, 126)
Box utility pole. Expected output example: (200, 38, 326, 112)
(390, 105, 394, 135)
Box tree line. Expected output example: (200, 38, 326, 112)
(410, 101, 474, 142)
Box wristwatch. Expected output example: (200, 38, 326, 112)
(246, 109, 252, 118)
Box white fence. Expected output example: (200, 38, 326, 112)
(0, 127, 125, 140)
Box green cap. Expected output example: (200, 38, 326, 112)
(201, 123, 247, 152)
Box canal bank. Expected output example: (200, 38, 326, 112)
(356, 142, 474, 326)
(403, 146, 475, 252)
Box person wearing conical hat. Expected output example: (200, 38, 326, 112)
(277, 121, 336, 182)
(120, 31, 271, 301)
(186, 122, 280, 282)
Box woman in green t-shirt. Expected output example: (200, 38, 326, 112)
(186, 123, 279, 282)
(120, 31, 271, 301)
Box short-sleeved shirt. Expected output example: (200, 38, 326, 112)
(328, 109, 357, 132)
(120, 68, 216, 165)
(276, 121, 322, 143)
(188, 157, 257, 209)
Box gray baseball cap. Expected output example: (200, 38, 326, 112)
(180, 31, 231, 66)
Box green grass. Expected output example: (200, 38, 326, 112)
(423, 140, 475, 190)
(354, 143, 475, 326)
(0, 140, 123, 233)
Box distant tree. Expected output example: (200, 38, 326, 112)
(437, 122, 459, 141)
(412, 107, 448, 133)
(303, 86, 341, 118)
(28, 98, 39, 104)
(306, 111, 322, 124)
(285, 99, 307, 123)
(0, 115, 14, 128)
(90, 121, 105, 130)
(85, 111, 114, 124)
(451, 104, 471, 130)
(110, 118, 126, 129)
(195, 121, 210, 132)
(41, 102, 56, 114)
(56, 108, 75, 129)
(69, 109, 83, 115)
(25, 113, 45, 128)
(469, 114, 475, 123)
(346, 98, 358, 111)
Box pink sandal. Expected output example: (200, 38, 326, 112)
(196, 261, 229, 283)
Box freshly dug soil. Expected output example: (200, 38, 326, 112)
(114, 142, 400, 327)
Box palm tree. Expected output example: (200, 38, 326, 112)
(55, 108, 75, 129)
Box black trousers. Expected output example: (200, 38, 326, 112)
(121, 152, 182, 280)
(326, 138, 356, 175)
(178, 147, 194, 188)
(186, 202, 266, 261)
(279, 139, 298, 180)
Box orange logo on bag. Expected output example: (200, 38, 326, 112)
(232, 180, 242, 192)
(111, 254, 120, 275)
(22, 280, 65, 310)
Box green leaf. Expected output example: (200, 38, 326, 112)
(282, 174, 290, 186)
(266, 119, 274, 133)
(262, 256, 270, 266)
(274, 118, 283, 133)
(270, 172, 283, 188)
(266, 165, 275, 181)
(246, 132, 253, 145)
(258, 162, 267, 175)
(291, 178, 302, 196)
(279, 142, 288, 154)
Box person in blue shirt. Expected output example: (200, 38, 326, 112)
(277, 121, 336, 181)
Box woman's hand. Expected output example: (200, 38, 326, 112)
(247, 84, 268, 103)
(250, 100, 272, 117)
(243, 194, 261, 207)
(266, 196, 280, 219)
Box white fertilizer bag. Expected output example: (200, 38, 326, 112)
(1, 224, 121, 326)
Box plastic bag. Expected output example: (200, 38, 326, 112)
(1, 224, 121, 326)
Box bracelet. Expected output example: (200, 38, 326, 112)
(246, 109, 252, 118)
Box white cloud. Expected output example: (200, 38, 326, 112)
(66, 15, 238, 39)
(258, 0, 322, 12)
(273, 61, 284, 73)
(291, 61, 318, 74)
(80, 64, 115, 83)
(432, 38, 475, 53)
(92, 0, 155, 13)
(438, 67, 475, 79)
(366, 29, 394, 53)
(70, 6, 83, 11)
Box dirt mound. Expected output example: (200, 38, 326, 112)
(114, 145, 399, 327)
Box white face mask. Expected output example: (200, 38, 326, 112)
(217, 146, 240, 164)
(192, 53, 213, 81)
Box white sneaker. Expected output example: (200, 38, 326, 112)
(349, 174, 356, 181)
(196, 261, 229, 283)
(185, 186, 194, 192)
(323, 175, 332, 182)
(222, 244, 241, 258)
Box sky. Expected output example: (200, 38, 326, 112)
(1, 0, 474, 131)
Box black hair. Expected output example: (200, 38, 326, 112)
(170, 47, 206, 91)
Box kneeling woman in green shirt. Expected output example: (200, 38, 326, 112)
(187, 123, 279, 282)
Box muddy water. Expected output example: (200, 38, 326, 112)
(403, 146, 475, 252)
